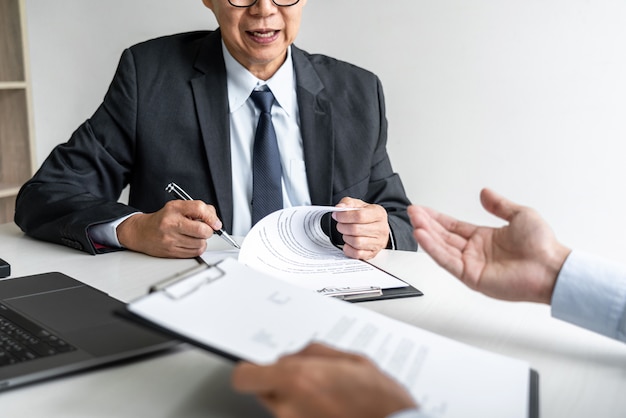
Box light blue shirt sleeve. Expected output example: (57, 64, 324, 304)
(387, 408, 432, 418)
(551, 250, 626, 342)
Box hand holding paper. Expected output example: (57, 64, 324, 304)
(333, 197, 392, 260)
(232, 342, 418, 418)
(201, 206, 420, 300)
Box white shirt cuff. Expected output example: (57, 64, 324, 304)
(88, 213, 140, 249)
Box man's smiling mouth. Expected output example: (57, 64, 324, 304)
(249, 30, 278, 38)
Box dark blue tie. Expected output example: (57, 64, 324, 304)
(250, 89, 283, 225)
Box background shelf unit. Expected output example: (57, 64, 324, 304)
(0, 0, 36, 224)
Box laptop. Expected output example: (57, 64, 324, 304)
(0, 272, 179, 392)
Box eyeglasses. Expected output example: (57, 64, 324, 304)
(228, 0, 300, 7)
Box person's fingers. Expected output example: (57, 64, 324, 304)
(413, 228, 465, 278)
(422, 206, 479, 242)
(231, 362, 277, 394)
(333, 202, 384, 226)
(332, 201, 389, 259)
(296, 343, 366, 362)
(174, 218, 213, 240)
(334, 196, 366, 209)
(409, 206, 468, 251)
(342, 243, 378, 260)
(233, 344, 367, 393)
(173, 200, 224, 233)
(480, 188, 524, 223)
(173, 236, 208, 252)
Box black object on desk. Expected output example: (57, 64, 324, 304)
(0, 272, 178, 392)
(0, 258, 9, 278)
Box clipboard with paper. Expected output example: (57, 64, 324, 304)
(200, 206, 422, 302)
(124, 258, 537, 418)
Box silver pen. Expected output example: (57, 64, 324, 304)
(165, 182, 241, 249)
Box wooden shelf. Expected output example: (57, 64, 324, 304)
(0, 186, 21, 199)
(0, 81, 28, 89)
(0, 0, 35, 224)
(0, 0, 25, 82)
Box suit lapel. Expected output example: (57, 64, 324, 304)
(190, 31, 234, 231)
(292, 47, 334, 206)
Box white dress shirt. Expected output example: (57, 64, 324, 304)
(551, 250, 626, 342)
(222, 42, 311, 236)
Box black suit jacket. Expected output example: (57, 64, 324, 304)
(15, 30, 417, 255)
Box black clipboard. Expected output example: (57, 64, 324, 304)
(197, 256, 423, 302)
(353, 259, 423, 302)
(529, 369, 540, 418)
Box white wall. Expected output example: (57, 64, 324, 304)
(26, 0, 626, 260)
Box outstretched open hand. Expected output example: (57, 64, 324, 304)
(408, 188, 571, 303)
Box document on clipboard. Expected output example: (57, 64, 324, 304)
(200, 206, 422, 302)
(125, 258, 537, 418)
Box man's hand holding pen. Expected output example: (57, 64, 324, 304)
(117, 182, 238, 258)
(165, 182, 240, 249)
(117, 199, 226, 259)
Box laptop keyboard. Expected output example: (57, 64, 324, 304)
(0, 303, 76, 367)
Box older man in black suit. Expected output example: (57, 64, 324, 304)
(15, 0, 417, 259)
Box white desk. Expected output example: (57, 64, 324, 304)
(1, 222, 625, 417)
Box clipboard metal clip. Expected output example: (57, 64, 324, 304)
(317, 286, 382, 301)
(150, 264, 225, 300)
